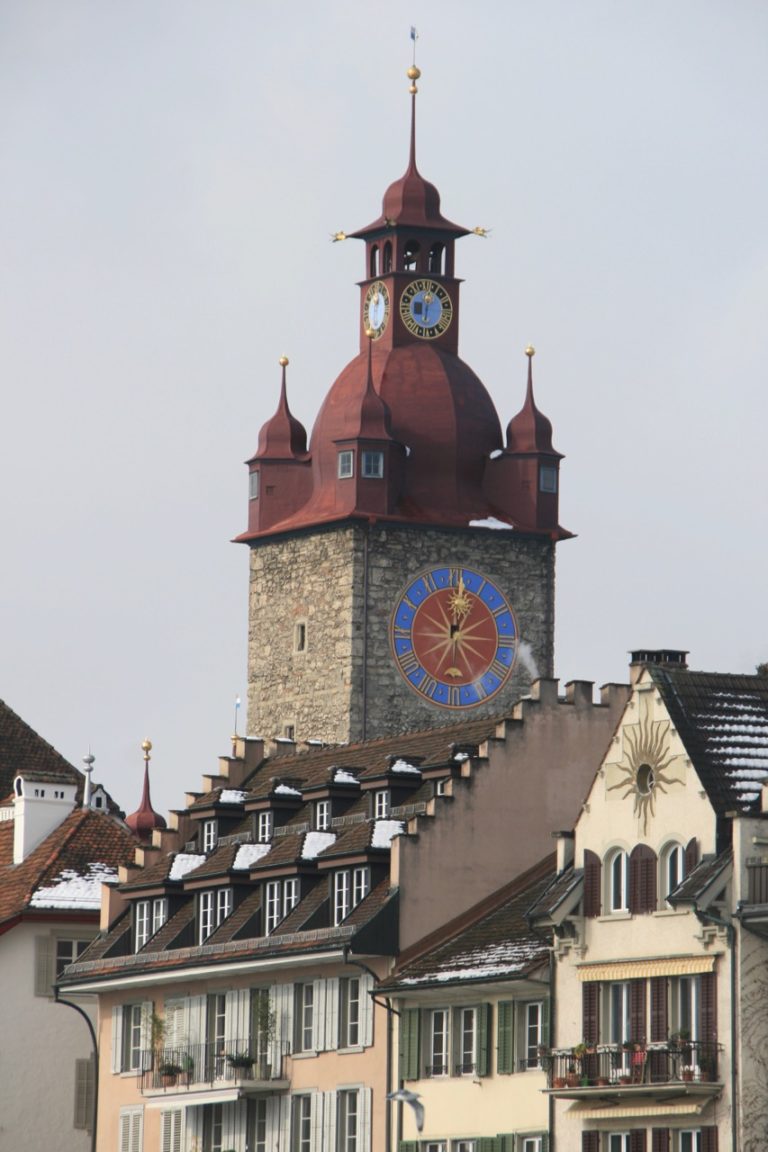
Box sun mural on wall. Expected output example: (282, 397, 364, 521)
(607, 697, 683, 834)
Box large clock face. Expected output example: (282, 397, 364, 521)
(390, 566, 518, 709)
(399, 278, 453, 339)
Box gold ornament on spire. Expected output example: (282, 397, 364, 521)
(525, 345, 536, 358)
(141, 739, 152, 763)
(279, 355, 289, 367)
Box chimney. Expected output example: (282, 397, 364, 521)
(13, 772, 77, 864)
(629, 649, 689, 686)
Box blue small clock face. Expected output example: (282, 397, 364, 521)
(390, 565, 518, 709)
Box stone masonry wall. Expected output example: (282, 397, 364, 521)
(247, 521, 556, 744)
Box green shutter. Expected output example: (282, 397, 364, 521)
(498, 1136, 515, 1152)
(399, 1143, 419, 1152)
(399, 1008, 421, 1081)
(477, 1003, 492, 1076)
(479, 1138, 498, 1152)
(541, 996, 551, 1048)
(542, 1135, 551, 1152)
(497, 1001, 514, 1074)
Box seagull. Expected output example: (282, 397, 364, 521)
(387, 1089, 424, 1132)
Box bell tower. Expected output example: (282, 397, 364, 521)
(237, 64, 570, 745)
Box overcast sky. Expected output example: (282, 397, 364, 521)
(1, 1, 766, 819)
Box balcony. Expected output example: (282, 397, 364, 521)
(544, 1041, 723, 1101)
(139, 1039, 290, 1098)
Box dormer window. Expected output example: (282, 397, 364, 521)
(374, 789, 390, 819)
(152, 897, 168, 935)
(539, 464, 557, 493)
(256, 810, 273, 844)
(333, 866, 371, 925)
(338, 450, 354, 479)
(202, 820, 218, 854)
(199, 887, 232, 943)
(135, 901, 150, 952)
(249, 470, 260, 500)
(316, 799, 331, 831)
(362, 451, 384, 479)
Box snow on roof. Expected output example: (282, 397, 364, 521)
(219, 789, 247, 804)
(274, 783, 301, 796)
(30, 862, 118, 910)
(469, 516, 513, 530)
(389, 759, 421, 775)
(169, 853, 206, 880)
(396, 939, 545, 985)
(302, 831, 336, 859)
(454, 751, 469, 761)
(233, 843, 272, 870)
(333, 769, 359, 786)
(372, 820, 405, 849)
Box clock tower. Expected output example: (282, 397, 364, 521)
(237, 64, 571, 745)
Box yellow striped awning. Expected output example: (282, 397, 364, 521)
(577, 955, 718, 982)
(568, 1101, 709, 1120)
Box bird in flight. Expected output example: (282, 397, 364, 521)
(387, 1089, 424, 1132)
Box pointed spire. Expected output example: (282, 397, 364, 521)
(126, 739, 167, 841)
(506, 347, 560, 455)
(252, 356, 308, 460)
(355, 330, 394, 440)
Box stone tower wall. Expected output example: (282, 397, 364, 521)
(247, 521, 556, 743)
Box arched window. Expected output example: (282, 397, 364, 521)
(428, 242, 444, 274)
(383, 242, 393, 273)
(369, 246, 379, 278)
(607, 849, 629, 913)
(402, 241, 420, 271)
(661, 842, 685, 903)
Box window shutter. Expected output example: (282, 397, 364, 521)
(225, 988, 251, 1050)
(359, 1087, 372, 1152)
(477, 1003, 492, 1077)
(312, 979, 326, 1050)
(701, 971, 717, 1045)
(498, 1135, 515, 1152)
(651, 1131, 670, 1152)
(322, 1090, 337, 1152)
(325, 978, 339, 1051)
(399, 1144, 419, 1152)
(582, 983, 600, 1046)
(112, 1005, 124, 1073)
(120, 1112, 131, 1152)
(161, 1109, 182, 1152)
(73, 1056, 94, 1131)
(701, 1126, 719, 1152)
(650, 977, 668, 1041)
(478, 1138, 498, 1152)
(496, 1001, 514, 1074)
(360, 972, 374, 1048)
(140, 1000, 154, 1070)
(399, 1007, 421, 1081)
(629, 1131, 647, 1152)
(582, 1132, 600, 1152)
(541, 995, 551, 1048)
(541, 1136, 550, 1152)
(34, 936, 54, 997)
(630, 979, 646, 1042)
(583, 850, 601, 917)
(684, 836, 699, 875)
(629, 844, 657, 914)
(309, 1090, 324, 1152)
(270, 983, 293, 1070)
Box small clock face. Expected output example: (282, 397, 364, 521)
(363, 281, 390, 338)
(390, 565, 518, 709)
(399, 278, 453, 339)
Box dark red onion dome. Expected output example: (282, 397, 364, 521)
(126, 740, 166, 842)
(506, 346, 561, 456)
(250, 356, 308, 461)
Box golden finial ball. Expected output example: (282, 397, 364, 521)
(279, 355, 289, 367)
(364, 327, 375, 339)
(407, 66, 421, 81)
(525, 345, 536, 358)
(141, 739, 152, 755)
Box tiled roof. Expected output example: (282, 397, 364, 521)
(651, 667, 768, 814)
(668, 851, 732, 906)
(381, 855, 555, 990)
(0, 807, 137, 927)
(0, 698, 83, 802)
(525, 864, 583, 921)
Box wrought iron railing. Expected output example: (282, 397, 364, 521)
(546, 1040, 720, 1088)
(139, 1039, 290, 1092)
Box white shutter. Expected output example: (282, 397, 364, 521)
(131, 1108, 143, 1152)
(73, 1056, 94, 1130)
(277, 1094, 290, 1152)
(164, 998, 186, 1049)
(188, 994, 206, 1045)
(271, 983, 293, 1069)
(225, 988, 251, 1050)
(360, 1087, 372, 1152)
(112, 1005, 124, 1073)
(160, 1109, 182, 1152)
(34, 936, 54, 997)
(312, 979, 326, 1051)
(120, 1107, 144, 1152)
(323, 1090, 337, 1152)
(310, 1090, 324, 1152)
(325, 978, 340, 1051)
(221, 1101, 238, 1149)
(140, 1001, 154, 1071)
(360, 973, 374, 1048)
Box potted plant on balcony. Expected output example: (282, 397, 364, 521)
(226, 1051, 255, 1078)
(158, 1060, 183, 1087)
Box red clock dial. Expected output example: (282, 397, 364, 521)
(412, 582, 498, 685)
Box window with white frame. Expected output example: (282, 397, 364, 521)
(292, 1095, 313, 1152)
(428, 1008, 450, 1076)
(135, 901, 150, 952)
(455, 1006, 477, 1074)
(294, 984, 315, 1052)
(316, 800, 331, 830)
(338, 451, 354, 479)
(207, 993, 226, 1070)
(453, 1142, 476, 1152)
(199, 888, 232, 943)
(202, 820, 218, 853)
(54, 936, 91, 980)
(249, 470, 260, 500)
(119, 1106, 144, 1152)
(521, 1139, 544, 1152)
(203, 1102, 224, 1152)
(607, 849, 629, 912)
(337, 1089, 359, 1152)
(334, 871, 351, 925)
(425, 1143, 447, 1152)
(283, 877, 299, 917)
(603, 982, 631, 1073)
(539, 464, 558, 493)
(673, 975, 701, 1042)
(152, 897, 168, 936)
(608, 1135, 630, 1152)
(374, 789, 390, 818)
(257, 810, 273, 843)
(122, 1004, 145, 1072)
(247, 1098, 268, 1152)
(353, 866, 370, 906)
(524, 1001, 544, 1068)
(362, 450, 384, 479)
(339, 977, 361, 1047)
(265, 880, 282, 934)
(679, 1132, 703, 1152)
(662, 841, 685, 902)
